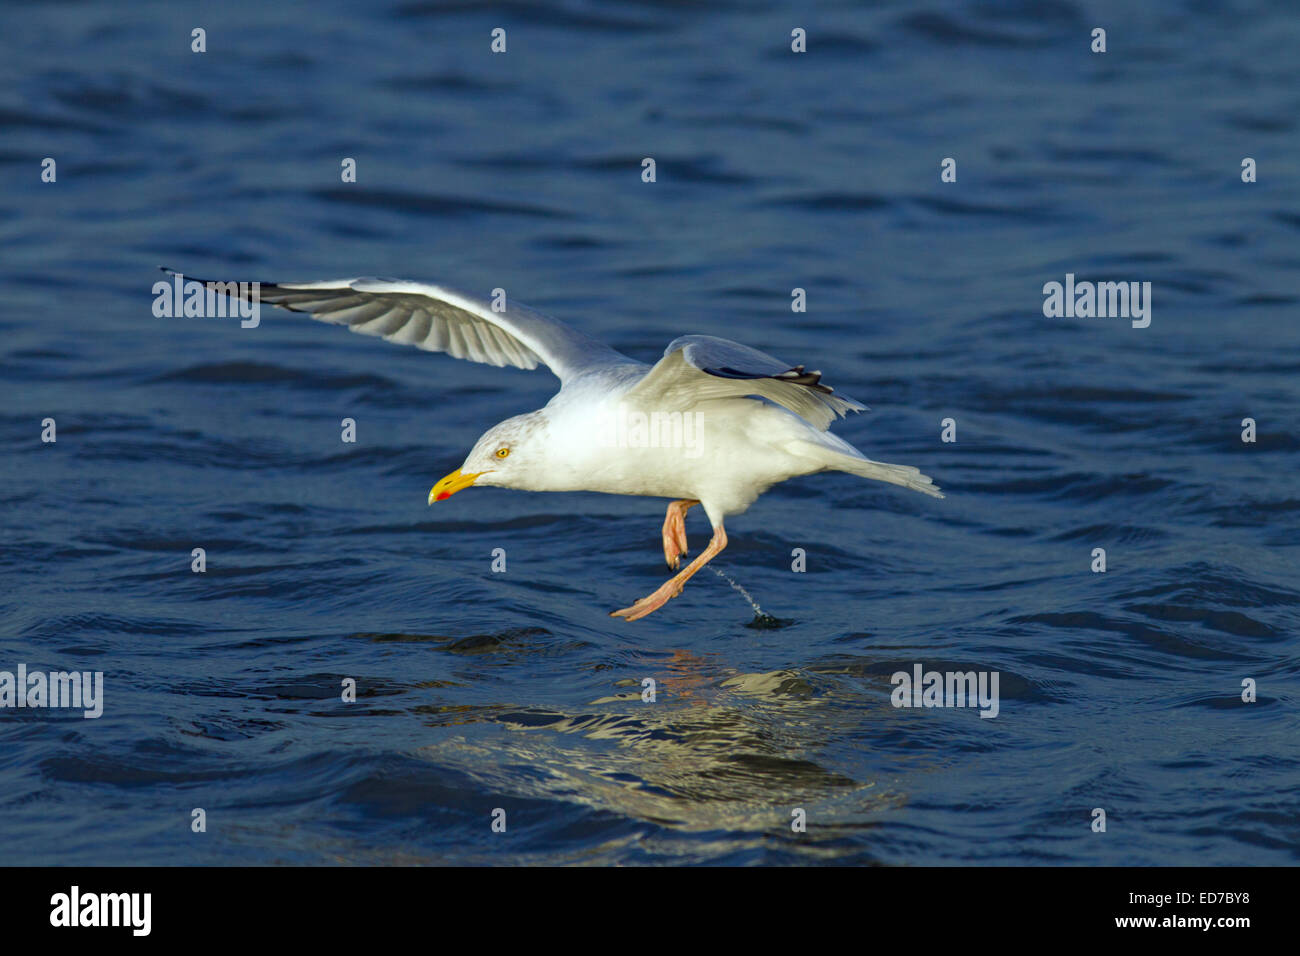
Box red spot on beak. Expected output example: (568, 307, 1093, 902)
(435, 492, 451, 501)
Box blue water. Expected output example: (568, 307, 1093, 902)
(2, 0, 1297, 865)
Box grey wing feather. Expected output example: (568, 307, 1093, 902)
(165, 270, 632, 384)
(627, 334, 866, 430)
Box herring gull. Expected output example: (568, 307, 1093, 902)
(179, 272, 943, 621)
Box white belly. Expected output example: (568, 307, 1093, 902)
(549, 395, 820, 517)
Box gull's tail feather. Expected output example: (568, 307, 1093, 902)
(836, 455, 944, 498)
(789, 435, 944, 499)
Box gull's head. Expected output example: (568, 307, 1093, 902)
(428, 411, 548, 504)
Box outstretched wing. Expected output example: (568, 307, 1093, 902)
(625, 334, 866, 430)
(167, 270, 632, 384)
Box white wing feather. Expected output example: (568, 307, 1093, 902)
(626, 334, 865, 430)
(174, 272, 632, 384)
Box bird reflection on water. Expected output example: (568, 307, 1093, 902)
(359, 633, 908, 842)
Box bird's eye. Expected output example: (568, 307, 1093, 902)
(496, 447, 510, 459)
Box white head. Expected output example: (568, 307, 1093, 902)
(427, 411, 550, 502)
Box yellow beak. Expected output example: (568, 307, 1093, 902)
(428, 468, 483, 504)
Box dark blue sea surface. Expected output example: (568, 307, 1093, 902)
(1, 0, 1297, 865)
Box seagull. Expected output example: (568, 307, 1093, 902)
(177, 271, 943, 621)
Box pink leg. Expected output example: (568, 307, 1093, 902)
(661, 499, 698, 570)
(612, 524, 728, 622)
